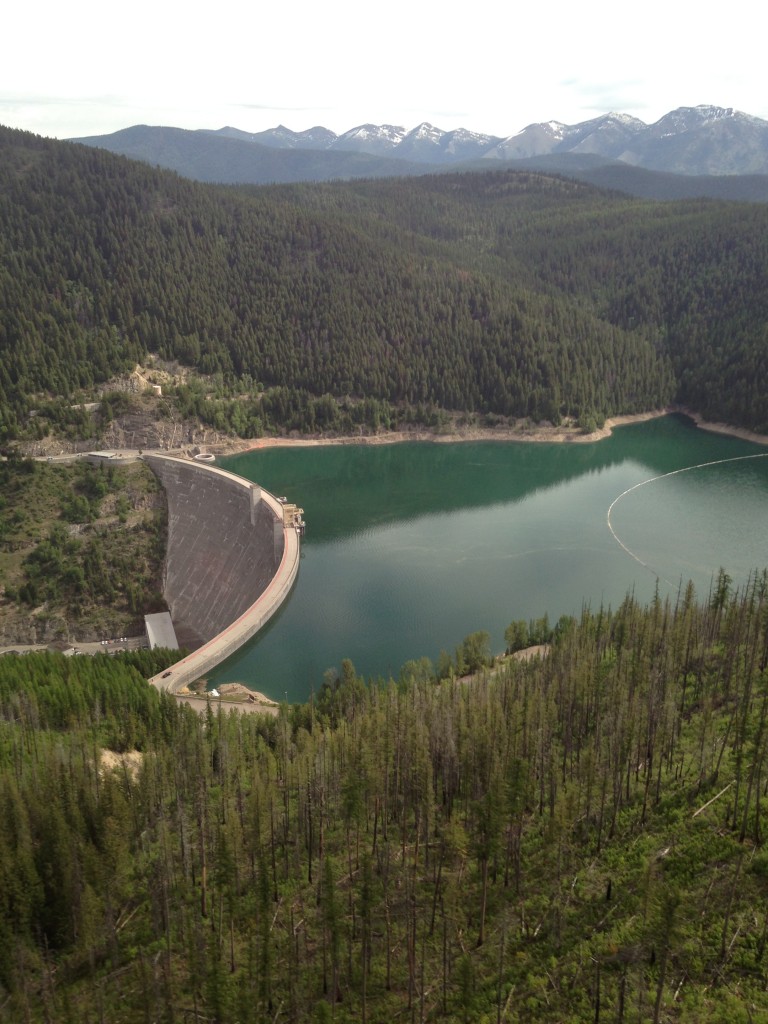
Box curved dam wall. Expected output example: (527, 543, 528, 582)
(145, 455, 300, 693)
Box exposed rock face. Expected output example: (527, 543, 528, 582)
(0, 610, 69, 646)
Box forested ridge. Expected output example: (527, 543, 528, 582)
(3, 124, 768, 441)
(3, 578, 768, 1020)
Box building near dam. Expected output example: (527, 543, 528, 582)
(144, 611, 179, 650)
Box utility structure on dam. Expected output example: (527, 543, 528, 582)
(145, 454, 301, 693)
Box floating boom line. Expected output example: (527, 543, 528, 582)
(606, 453, 768, 587)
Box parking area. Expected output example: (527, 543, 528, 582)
(0, 636, 148, 657)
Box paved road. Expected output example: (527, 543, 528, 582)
(0, 636, 147, 657)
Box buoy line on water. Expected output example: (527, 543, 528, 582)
(606, 453, 768, 588)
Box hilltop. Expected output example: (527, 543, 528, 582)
(4, 124, 768, 453)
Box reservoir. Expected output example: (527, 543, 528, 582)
(209, 414, 768, 701)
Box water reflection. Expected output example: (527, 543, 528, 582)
(208, 415, 768, 698)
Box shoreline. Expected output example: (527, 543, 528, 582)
(175, 682, 280, 716)
(671, 409, 768, 448)
(7, 406, 765, 659)
(206, 407, 768, 458)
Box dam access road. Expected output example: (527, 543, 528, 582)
(145, 454, 300, 694)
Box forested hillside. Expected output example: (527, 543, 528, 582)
(3, 578, 768, 1021)
(3, 124, 768, 441)
(0, 457, 166, 643)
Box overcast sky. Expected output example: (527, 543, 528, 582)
(4, 0, 766, 140)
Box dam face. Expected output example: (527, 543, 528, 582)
(146, 456, 284, 650)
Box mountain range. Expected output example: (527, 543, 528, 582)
(69, 105, 768, 197)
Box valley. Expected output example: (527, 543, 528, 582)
(3, 120, 768, 1023)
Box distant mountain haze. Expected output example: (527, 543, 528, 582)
(69, 105, 768, 194)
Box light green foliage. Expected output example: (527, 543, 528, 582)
(456, 630, 492, 675)
(4, 578, 768, 1020)
(504, 619, 528, 653)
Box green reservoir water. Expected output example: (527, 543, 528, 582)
(209, 414, 768, 701)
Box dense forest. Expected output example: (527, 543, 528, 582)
(3, 124, 768, 442)
(5, 123, 768, 1022)
(2, 578, 768, 1021)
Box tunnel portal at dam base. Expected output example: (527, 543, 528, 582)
(145, 455, 301, 694)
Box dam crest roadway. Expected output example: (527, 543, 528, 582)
(144, 453, 301, 694)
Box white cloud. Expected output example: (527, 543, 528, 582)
(3, 0, 767, 140)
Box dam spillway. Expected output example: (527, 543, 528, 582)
(145, 454, 300, 693)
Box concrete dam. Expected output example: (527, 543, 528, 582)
(145, 455, 301, 692)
